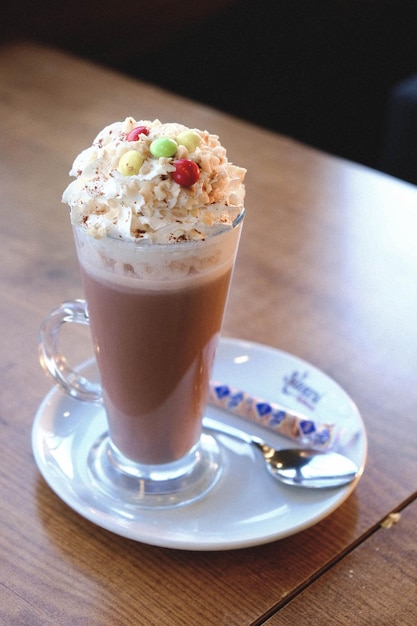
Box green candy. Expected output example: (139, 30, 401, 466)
(176, 130, 201, 152)
(150, 137, 178, 158)
(117, 150, 144, 176)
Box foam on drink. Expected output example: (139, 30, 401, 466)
(63, 117, 246, 245)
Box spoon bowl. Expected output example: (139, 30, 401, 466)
(204, 417, 360, 489)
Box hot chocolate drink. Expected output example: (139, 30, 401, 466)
(50, 116, 246, 505)
(80, 255, 232, 464)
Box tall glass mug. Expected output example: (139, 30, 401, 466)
(39, 210, 244, 508)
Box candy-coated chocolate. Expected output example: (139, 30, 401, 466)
(176, 130, 201, 152)
(150, 137, 178, 158)
(126, 126, 149, 141)
(171, 159, 200, 187)
(117, 150, 144, 176)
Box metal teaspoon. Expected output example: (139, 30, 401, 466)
(203, 417, 360, 489)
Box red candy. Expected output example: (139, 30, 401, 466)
(171, 159, 200, 187)
(126, 126, 149, 141)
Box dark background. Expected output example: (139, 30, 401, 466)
(3, 0, 417, 182)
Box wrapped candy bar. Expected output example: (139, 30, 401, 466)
(208, 381, 336, 448)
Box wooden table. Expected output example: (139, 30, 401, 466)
(1, 41, 416, 625)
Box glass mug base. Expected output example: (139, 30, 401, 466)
(88, 430, 223, 509)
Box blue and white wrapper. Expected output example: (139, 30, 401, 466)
(208, 381, 336, 448)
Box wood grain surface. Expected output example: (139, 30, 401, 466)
(1, 41, 416, 625)
(265, 499, 417, 625)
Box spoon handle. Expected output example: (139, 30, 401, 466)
(208, 381, 335, 448)
(203, 416, 264, 447)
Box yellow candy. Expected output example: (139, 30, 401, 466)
(117, 150, 144, 176)
(176, 130, 201, 152)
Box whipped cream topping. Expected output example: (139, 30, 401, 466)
(62, 118, 246, 244)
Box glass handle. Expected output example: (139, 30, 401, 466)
(38, 299, 103, 403)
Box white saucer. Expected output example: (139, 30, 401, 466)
(32, 338, 366, 551)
